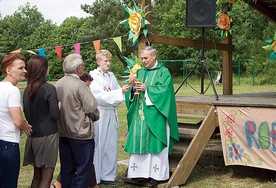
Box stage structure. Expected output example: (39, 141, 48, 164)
(121, 0, 276, 187)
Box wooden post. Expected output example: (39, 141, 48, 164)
(220, 3, 233, 95)
(222, 34, 233, 95)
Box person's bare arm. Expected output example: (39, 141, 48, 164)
(9, 107, 32, 136)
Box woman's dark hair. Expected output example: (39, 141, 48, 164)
(80, 72, 93, 82)
(26, 55, 49, 102)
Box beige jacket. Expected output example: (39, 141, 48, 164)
(55, 74, 100, 139)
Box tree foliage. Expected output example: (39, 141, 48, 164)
(0, 3, 45, 52)
(0, 0, 275, 83)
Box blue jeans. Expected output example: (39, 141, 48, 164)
(0, 140, 20, 188)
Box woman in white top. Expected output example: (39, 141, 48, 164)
(0, 53, 32, 188)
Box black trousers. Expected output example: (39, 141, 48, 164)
(56, 164, 97, 187)
(59, 137, 95, 188)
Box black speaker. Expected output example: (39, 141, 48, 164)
(186, 0, 216, 28)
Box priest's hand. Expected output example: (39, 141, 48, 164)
(135, 81, 146, 92)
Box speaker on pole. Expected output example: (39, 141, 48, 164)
(186, 0, 216, 28)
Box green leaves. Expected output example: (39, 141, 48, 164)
(262, 32, 276, 61)
(120, 0, 150, 45)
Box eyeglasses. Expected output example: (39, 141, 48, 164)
(78, 64, 85, 67)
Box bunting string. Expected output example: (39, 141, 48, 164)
(0, 35, 128, 59)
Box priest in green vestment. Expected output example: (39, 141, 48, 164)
(124, 46, 179, 185)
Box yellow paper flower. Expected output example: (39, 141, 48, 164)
(217, 13, 232, 31)
(130, 63, 142, 76)
(129, 12, 142, 34)
(123, 55, 143, 84)
(120, 1, 150, 44)
(271, 41, 276, 52)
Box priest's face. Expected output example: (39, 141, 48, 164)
(141, 51, 156, 69)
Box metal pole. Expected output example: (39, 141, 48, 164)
(200, 28, 205, 94)
(238, 59, 240, 85)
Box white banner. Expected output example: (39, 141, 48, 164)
(217, 106, 276, 171)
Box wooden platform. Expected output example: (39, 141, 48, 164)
(176, 92, 276, 108)
(167, 92, 276, 187)
(123, 92, 276, 188)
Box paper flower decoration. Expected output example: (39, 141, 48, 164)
(216, 11, 233, 39)
(123, 55, 143, 84)
(262, 32, 276, 61)
(217, 13, 232, 31)
(130, 63, 142, 76)
(120, 1, 150, 45)
(215, 0, 258, 39)
(215, 1, 234, 39)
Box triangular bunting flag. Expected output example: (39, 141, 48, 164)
(55, 46, 62, 60)
(93, 40, 101, 53)
(26, 50, 37, 55)
(113, 36, 122, 52)
(11, 48, 22, 53)
(38, 48, 46, 56)
(73, 43, 81, 54)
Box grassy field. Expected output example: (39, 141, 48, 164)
(17, 76, 276, 188)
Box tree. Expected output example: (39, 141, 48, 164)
(230, 2, 270, 76)
(152, 0, 221, 77)
(151, 0, 273, 79)
(0, 0, 275, 81)
(46, 17, 87, 78)
(0, 3, 45, 52)
(23, 20, 57, 50)
(79, 0, 134, 74)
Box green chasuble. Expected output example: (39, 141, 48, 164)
(124, 63, 179, 154)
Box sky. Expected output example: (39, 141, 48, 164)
(0, 0, 95, 25)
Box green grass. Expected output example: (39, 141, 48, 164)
(17, 77, 276, 187)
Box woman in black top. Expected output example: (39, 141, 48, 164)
(23, 55, 60, 188)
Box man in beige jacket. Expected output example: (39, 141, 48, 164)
(55, 53, 100, 188)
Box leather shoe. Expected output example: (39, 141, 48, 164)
(150, 178, 158, 187)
